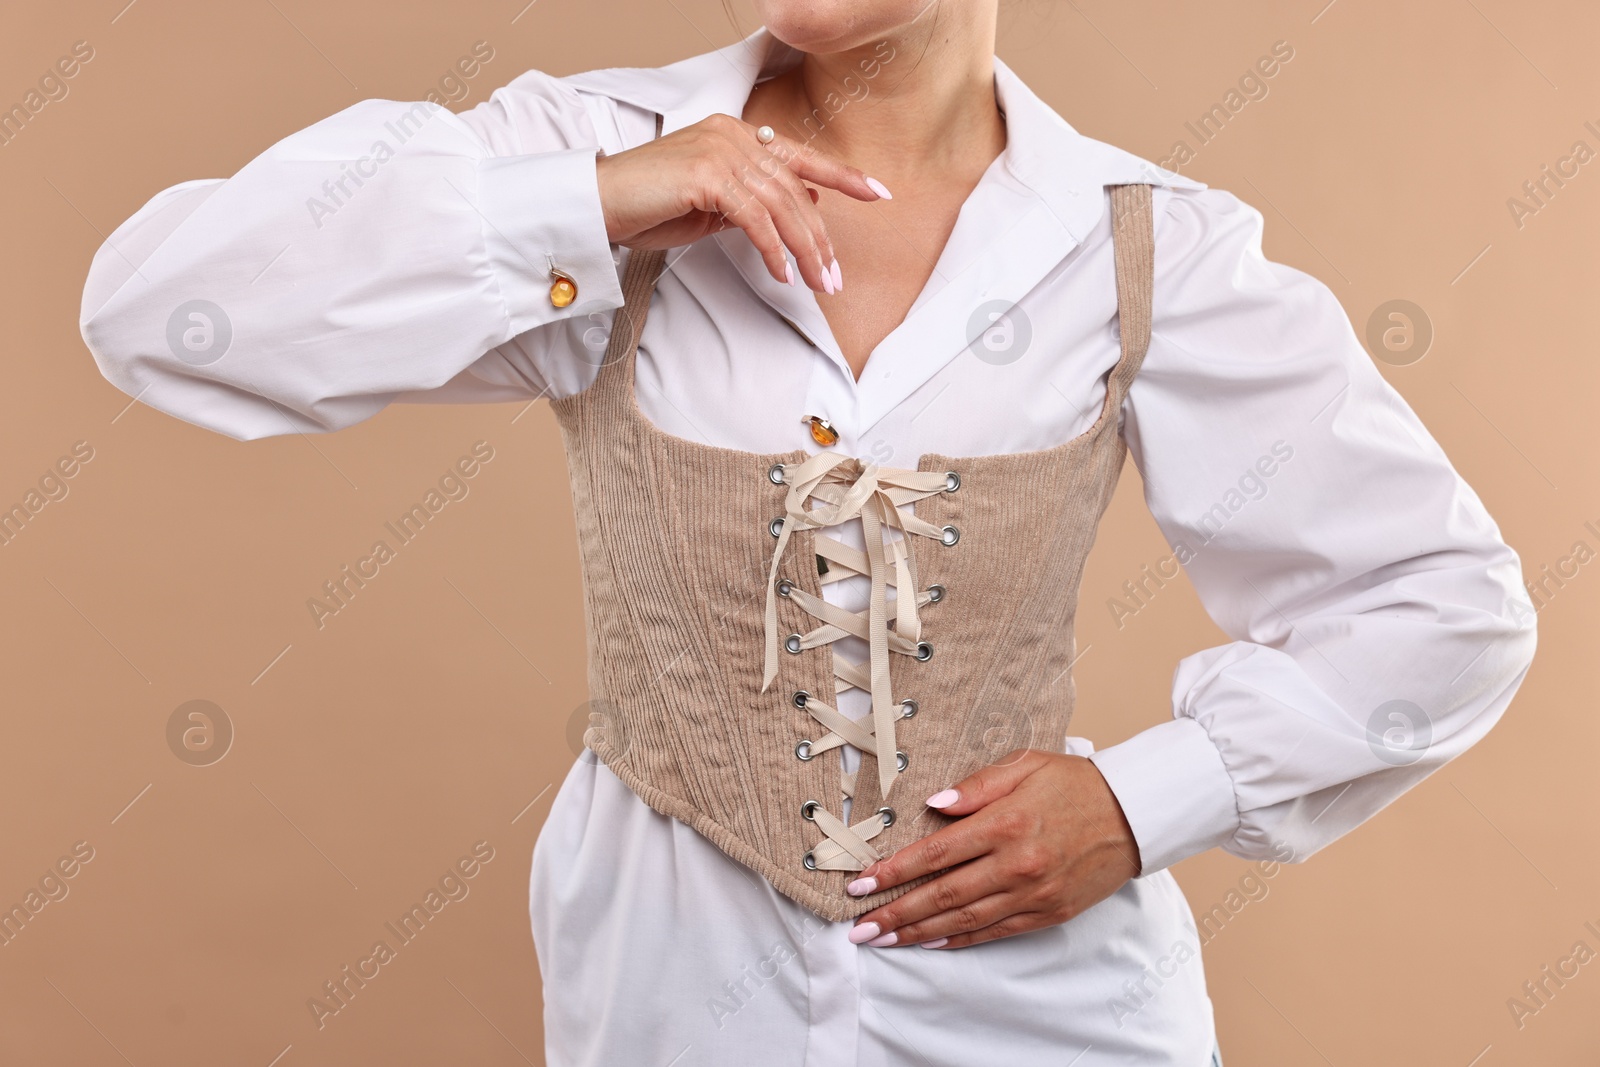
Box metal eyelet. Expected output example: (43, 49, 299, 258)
(939, 525, 960, 546)
(914, 641, 934, 662)
(802, 851, 818, 870)
(926, 584, 945, 603)
(944, 471, 960, 492)
(770, 517, 786, 538)
(801, 799, 821, 821)
(776, 577, 795, 598)
(900, 698, 918, 719)
(784, 633, 804, 654)
(876, 806, 896, 827)
(895, 750, 909, 771)
(795, 739, 814, 761)
(768, 463, 786, 485)
(792, 690, 810, 709)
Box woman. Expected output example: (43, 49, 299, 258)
(79, 3, 1536, 1064)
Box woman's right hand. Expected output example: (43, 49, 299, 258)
(594, 113, 888, 293)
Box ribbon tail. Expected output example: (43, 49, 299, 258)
(894, 539, 920, 643)
(761, 523, 795, 694)
(862, 496, 900, 801)
(761, 574, 779, 693)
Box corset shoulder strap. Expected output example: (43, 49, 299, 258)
(1105, 181, 1156, 407)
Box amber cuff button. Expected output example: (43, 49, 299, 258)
(549, 268, 577, 308)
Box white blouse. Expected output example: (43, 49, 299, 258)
(79, 25, 1536, 1067)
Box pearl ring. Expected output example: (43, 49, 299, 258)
(756, 125, 775, 145)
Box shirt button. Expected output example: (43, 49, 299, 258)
(550, 271, 577, 308)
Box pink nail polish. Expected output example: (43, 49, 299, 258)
(848, 921, 880, 945)
(829, 258, 843, 291)
(864, 176, 893, 200)
(926, 789, 959, 809)
(919, 937, 949, 949)
(821, 267, 835, 296)
(784, 261, 795, 286)
(867, 931, 898, 947)
(846, 877, 877, 896)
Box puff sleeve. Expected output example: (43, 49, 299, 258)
(79, 69, 625, 440)
(1088, 184, 1538, 875)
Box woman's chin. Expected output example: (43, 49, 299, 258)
(756, 1, 920, 54)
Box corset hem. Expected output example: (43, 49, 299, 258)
(585, 734, 943, 923)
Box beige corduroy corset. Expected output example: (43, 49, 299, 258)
(549, 177, 1156, 923)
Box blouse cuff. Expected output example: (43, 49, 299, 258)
(476, 147, 624, 337)
(1088, 716, 1239, 877)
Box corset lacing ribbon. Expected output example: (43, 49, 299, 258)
(762, 451, 955, 871)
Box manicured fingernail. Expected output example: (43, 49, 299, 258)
(864, 176, 893, 200)
(919, 937, 949, 949)
(926, 789, 959, 809)
(848, 921, 880, 944)
(784, 261, 795, 286)
(846, 877, 877, 896)
(829, 257, 843, 291)
(820, 267, 834, 295)
(867, 931, 898, 947)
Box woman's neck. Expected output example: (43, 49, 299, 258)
(757, 13, 1005, 188)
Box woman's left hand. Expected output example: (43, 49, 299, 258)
(844, 749, 1143, 949)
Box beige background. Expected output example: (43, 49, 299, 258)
(2, 0, 1595, 1063)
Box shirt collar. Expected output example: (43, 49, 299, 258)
(563, 25, 1206, 242)
(565, 26, 1207, 430)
